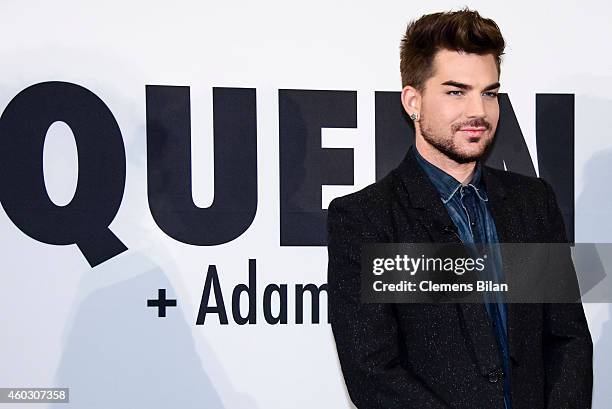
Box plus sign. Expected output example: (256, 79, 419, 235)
(147, 289, 177, 317)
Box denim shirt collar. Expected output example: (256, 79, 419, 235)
(413, 145, 488, 204)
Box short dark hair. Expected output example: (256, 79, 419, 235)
(400, 8, 505, 90)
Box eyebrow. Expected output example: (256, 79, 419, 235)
(441, 80, 501, 91)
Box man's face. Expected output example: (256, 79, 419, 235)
(418, 49, 500, 163)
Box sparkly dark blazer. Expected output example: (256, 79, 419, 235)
(327, 148, 593, 409)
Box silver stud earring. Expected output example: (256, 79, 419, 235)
(410, 112, 419, 121)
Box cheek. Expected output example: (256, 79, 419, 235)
(423, 102, 462, 128)
(489, 113, 500, 134)
(440, 110, 464, 130)
(487, 102, 500, 123)
(421, 96, 464, 130)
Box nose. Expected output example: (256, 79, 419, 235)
(465, 94, 486, 118)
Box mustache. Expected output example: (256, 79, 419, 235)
(451, 119, 491, 133)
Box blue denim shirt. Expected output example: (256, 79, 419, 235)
(414, 146, 511, 409)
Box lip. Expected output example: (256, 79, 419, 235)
(458, 128, 486, 135)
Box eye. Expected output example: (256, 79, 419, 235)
(447, 90, 463, 96)
(482, 91, 499, 98)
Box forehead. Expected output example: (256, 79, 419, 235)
(430, 49, 499, 84)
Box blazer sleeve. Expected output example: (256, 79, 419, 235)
(539, 178, 594, 409)
(327, 198, 451, 409)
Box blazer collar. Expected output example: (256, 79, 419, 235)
(396, 145, 448, 211)
(396, 146, 509, 222)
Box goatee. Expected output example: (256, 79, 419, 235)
(420, 116, 492, 163)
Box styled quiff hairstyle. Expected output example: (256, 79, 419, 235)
(400, 9, 505, 90)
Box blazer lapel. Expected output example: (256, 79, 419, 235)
(482, 166, 524, 368)
(395, 147, 460, 243)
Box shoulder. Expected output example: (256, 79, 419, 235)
(326, 170, 401, 242)
(483, 166, 562, 236)
(327, 170, 398, 221)
(483, 165, 551, 199)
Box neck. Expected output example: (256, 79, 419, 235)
(415, 137, 476, 185)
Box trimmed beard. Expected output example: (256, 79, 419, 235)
(419, 113, 492, 164)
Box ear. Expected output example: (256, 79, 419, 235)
(401, 85, 421, 120)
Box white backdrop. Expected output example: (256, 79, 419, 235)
(1, 1, 611, 408)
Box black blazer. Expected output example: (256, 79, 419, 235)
(327, 147, 593, 409)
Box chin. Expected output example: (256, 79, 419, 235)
(461, 140, 491, 157)
(452, 146, 487, 163)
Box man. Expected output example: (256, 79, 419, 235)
(327, 9, 593, 409)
